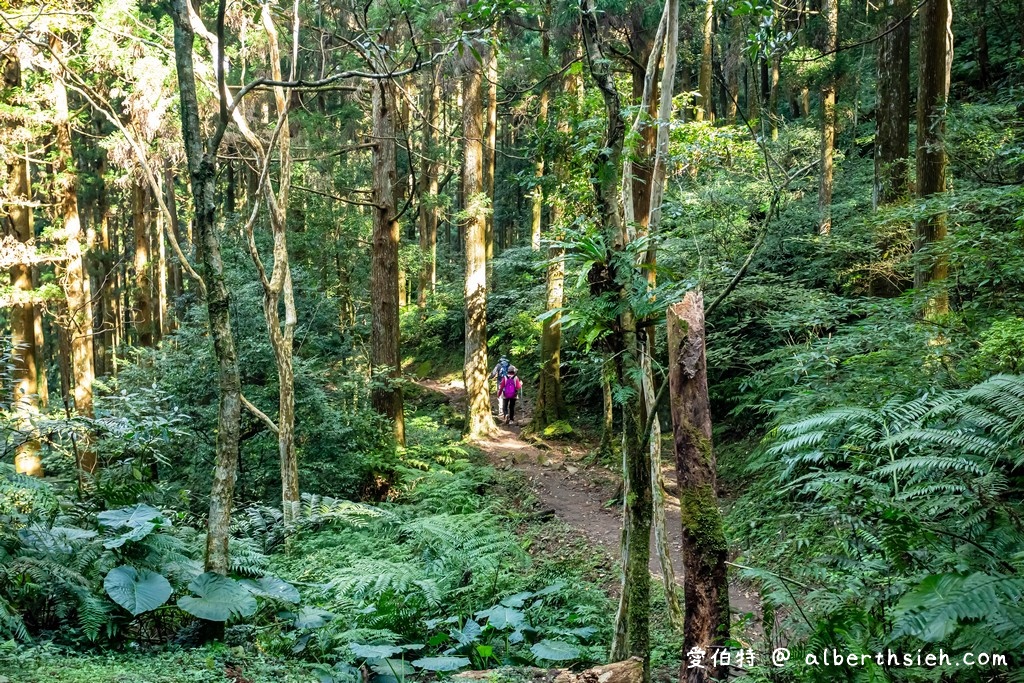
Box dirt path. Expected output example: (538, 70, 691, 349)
(417, 377, 760, 634)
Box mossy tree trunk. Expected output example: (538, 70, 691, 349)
(667, 292, 729, 683)
(170, 0, 243, 576)
(581, 0, 651, 673)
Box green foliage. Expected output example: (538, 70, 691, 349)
(731, 375, 1024, 681)
(103, 566, 173, 616)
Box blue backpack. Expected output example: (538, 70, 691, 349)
(496, 359, 510, 380)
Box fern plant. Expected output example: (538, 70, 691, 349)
(735, 374, 1024, 681)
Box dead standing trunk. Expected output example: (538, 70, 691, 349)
(170, 0, 243, 576)
(667, 292, 729, 683)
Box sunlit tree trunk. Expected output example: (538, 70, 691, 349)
(873, 0, 911, 208)
(915, 0, 952, 316)
(4, 53, 42, 477)
(697, 0, 714, 121)
(462, 26, 497, 439)
(171, 0, 243, 576)
(581, 0, 650, 671)
(668, 292, 730, 683)
(132, 181, 154, 346)
(483, 43, 498, 283)
(50, 34, 96, 471)
(817, 0, 838, 234)
(530, 16, 550, 252)
(370, 75, 406, 445)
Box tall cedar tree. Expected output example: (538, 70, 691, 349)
(915, 0, 953, 315)
(462, 28, 497, 438)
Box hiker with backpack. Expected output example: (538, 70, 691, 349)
(498, 367, 523, 425)
(489, 355, 511, 419)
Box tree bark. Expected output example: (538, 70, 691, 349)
(171, 0, 243, 576)
(697, 0, 714, 122)
(483, 43, 498, 282)
(50, 34, 96, 471)
(667, 292, 730, 683)
(244, 2, 302, 518)
(418, 66, 440, 309)
(817, 0, 838, 234)
(132, 181, 154, 346)
(530, 16, 550, 252)
(915, 0, 953, 316)
(462, 27, 497, 439)
(581, 0, 650, 671)
(873, 0, 911, 208)
(4, 52, 42, 477)
(370, 76, 406, 445)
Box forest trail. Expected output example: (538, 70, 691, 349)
(416, 377, 761, 634)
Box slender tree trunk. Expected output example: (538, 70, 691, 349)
(462, 29, 497, 439)
(164, 164, 183, 316)
(581, 0, 650, 672)
(95, 153, 115, 375)
(33, 282, 48, 410)
(155, 179, 168, 340)
(248, 2, 302, 518)
(915, 0, 953, 316)
(817, 0, 838, 234)
(50, 34, 96, 471)
(599, 360, 615, 459)
(644, 0, 684, 628)
(418, 66, 440, 308)
(768, 57, 780, 139)
(530, 17, 550, 252)
(132, 181, 154, 346)
(171, 0, 243, 576)
(370, 77, 406, 445)
(976, 0, 989, 88)
(667, 292, 730, 683)
(873, 0, 911, 208)
(483, 43, 498, 284)
(697, 0, 714, 121)
(4, 52, 42, 476)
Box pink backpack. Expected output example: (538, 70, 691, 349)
(502, 376, 520, 398)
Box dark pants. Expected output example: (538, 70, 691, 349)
(505, 398, 517, 422)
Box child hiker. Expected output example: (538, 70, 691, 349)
(498, 366, 523, 425)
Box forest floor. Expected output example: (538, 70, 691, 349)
(416, 376, 761, 643)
